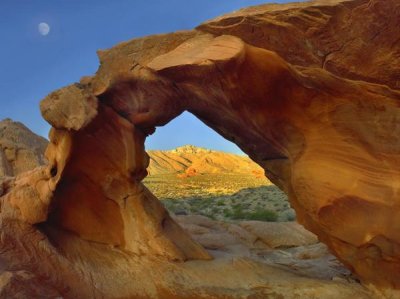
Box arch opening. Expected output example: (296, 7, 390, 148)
(143, 111, 293, 223)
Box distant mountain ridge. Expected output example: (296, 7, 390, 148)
(147, 145, 264, 177)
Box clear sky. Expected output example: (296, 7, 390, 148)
(0, 0, 299, 154)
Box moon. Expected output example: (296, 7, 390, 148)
(38, 22, 50, 36)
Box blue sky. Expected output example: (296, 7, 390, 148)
(0, 0, 298, 154)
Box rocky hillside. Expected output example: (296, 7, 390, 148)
(0, 119, 48, 177)
(147, 145, 263, 176)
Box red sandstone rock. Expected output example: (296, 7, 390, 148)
(0, 0, 399, 297)
(198, 0, 400, 90)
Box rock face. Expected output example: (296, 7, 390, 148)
(147, 145, 264, 176)
(0, 0, 399, 297)
(198, 0, 400, 90)
(0, 119, 47, 178)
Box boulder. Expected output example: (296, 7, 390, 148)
(239, 221, 319, 248)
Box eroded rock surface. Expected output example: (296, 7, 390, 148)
(1, 0, 399, 298)
(0, 119, 47, 177)
(174, 215, 349, 280)
(198, 0, 400, 89)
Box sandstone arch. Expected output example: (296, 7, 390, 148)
(1, 0, 400, 297)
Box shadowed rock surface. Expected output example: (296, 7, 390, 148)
(0, 0, 399, 298)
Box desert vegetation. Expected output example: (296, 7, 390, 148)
(144, 173, 294, 222)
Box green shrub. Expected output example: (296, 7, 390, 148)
(245, 210, 278, 222)
(285, 210, 296, 221)
(211, 207, 220, 214)
(231, 206, 247, 220)
(223, 209, 233, 218)
(227, 208, 278, 222)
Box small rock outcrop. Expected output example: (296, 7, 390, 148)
(0, 119, 47, 177)
(169, 145, 211, 154)
(0, 0, 399, 298)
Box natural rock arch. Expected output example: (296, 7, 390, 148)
(1, 0, 400, 297)
(42, 32, 400, 287)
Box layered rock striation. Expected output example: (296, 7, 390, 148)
(1, 0, 399, 297)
